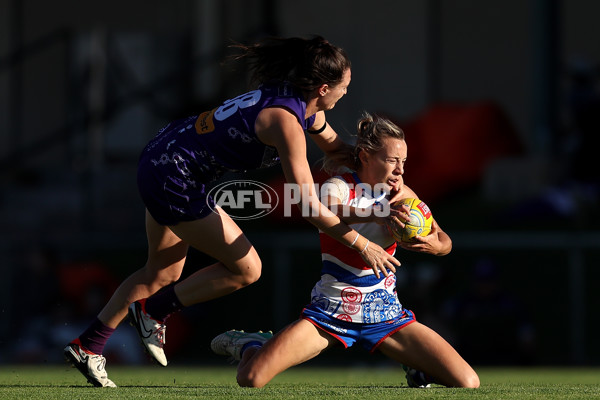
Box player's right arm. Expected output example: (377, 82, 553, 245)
(255, 107, 400, 277)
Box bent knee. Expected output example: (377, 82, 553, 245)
(236, 371, 266, 388)
(456, 372, 480, 388)
(236, 375, 259, 388)
(236, 256, 262, 287)
(466, 374, 480, 388)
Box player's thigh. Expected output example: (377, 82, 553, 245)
(240, 319, 334, 384)
(168, 205, 260, 275)
(378, 322, 477, 387)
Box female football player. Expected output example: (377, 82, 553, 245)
(211, 112, 480, 389)
(64, 36, 401, 387)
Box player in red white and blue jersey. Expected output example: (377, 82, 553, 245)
(64, 36, 401, 387)
(308, 171, 402, 324)
(211, 113, 480, 389)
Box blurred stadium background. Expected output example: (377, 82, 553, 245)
(0, 0, 599, 368)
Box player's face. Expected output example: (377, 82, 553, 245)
(319, 68, 351, 110)
(360, 137, 407, 192)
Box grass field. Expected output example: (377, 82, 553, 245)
(1, 364, 599, 399)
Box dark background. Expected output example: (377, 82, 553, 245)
(1, 0, 599, 367)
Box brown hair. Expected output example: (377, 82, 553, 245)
(322, 112, 405, 174)
(230, 35, 351, 91)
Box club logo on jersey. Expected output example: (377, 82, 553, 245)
(207, 180, 279, 220)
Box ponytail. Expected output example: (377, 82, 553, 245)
(230, 35, 351, 91)
(321, 112, 405, 175)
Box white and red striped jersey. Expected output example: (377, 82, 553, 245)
(309, 172, 402, 323)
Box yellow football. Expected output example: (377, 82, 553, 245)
(390, 198, 433, 243)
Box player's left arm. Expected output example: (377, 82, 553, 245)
(398, 219, 452, 256)
(307, 111, 354, 156)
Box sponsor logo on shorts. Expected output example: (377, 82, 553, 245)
(319, 318, 348, 334)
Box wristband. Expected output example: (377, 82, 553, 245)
(359, 240, 370, 254)
(307, 121, 327, 134)
(350, 232, 360, 247)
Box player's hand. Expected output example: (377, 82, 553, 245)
(384, 204, 410, 231)
(397, 219, 445, 255)
(358, 240, 400, 279)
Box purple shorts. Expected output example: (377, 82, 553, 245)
(137, 118, 219, 226)
(301, 305, 417, 352)
(137, 169, 216, 226)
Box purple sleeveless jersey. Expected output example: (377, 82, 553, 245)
(137, 82, 316, 225)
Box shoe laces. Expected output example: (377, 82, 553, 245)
(93, 354, 108, 373)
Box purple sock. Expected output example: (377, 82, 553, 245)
(78, 317, 115, 355)
(144, 284, 184, 322)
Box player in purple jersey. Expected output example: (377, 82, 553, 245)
(211, 113, 479, 389)
(64, 36, 401, 387)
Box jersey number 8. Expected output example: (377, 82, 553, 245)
(214, 90, 262, 121)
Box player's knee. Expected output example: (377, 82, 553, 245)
(236, 374, 254, 388)
(237, 255, 262, 287)
(466, 373, 480, 388)
(457, 371, 480, 388)
(236, 371, 266, 388)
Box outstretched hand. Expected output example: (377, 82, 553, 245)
(358, 241, 400, 279)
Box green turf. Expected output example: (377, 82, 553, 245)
(1, 365, 599, 399)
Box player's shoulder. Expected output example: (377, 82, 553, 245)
(323, 175, 351, 192)
(324, 174, 349, 185)
(321, 175, 351, 203)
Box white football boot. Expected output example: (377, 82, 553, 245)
(128, 299, 168, 366)
(64, 340, 117, 388)
(211, 330, 273, 361)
